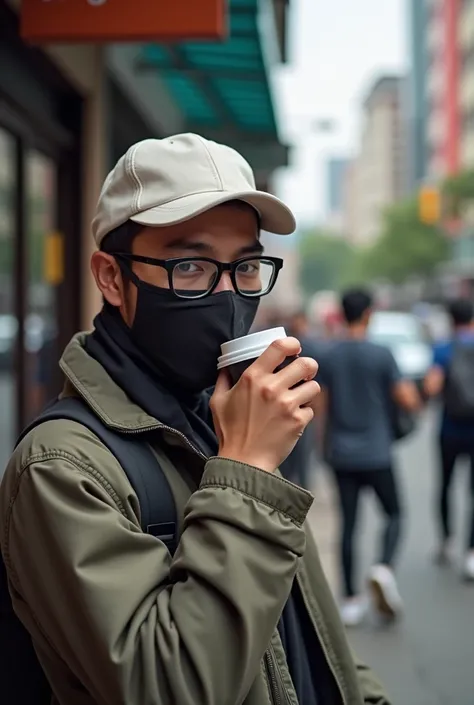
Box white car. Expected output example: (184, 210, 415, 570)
(368, 311, 433, 383)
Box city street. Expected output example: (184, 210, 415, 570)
(309, 408, 474, 705)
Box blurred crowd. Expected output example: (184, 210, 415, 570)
(257, 293, 474, 628)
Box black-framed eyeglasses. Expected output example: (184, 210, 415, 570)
(112, 253, 284, 300)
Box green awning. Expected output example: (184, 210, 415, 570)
(136, 0, 289, 172)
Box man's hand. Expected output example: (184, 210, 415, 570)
(210, 337, 320, 473)
(423, 365, 445, 398)
(392, 379, 422, 412)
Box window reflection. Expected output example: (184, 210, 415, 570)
(26, 151, 59, 420)
(0, 129, 16, 473)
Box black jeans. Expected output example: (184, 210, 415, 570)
(438, 436, 474, 549)
(333, 467, 402, 598)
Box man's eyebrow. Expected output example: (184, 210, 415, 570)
(238, 241, 264, 255)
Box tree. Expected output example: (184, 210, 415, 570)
(442, 169, 474, 219)
(298, 231, 356, 295)
(358, 198, 449, 284)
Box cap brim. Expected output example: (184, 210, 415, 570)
(129, 190, 296, 235)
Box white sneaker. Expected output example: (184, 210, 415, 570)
(368, 564, 403, 621)
(463, 551, 474, 581)
(340, 597, 368, 627)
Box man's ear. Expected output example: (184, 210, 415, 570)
(91, 251, 125, 307)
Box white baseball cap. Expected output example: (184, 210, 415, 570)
(92, 133, 296, 247)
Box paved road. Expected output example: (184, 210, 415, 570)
(309, 409, 474, 705)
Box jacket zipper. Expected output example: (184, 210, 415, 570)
(265, 650, 281, 705)
(113, 422, 208, 460)
(296, 575, 347, 705)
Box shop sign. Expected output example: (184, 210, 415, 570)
(21, 0, 226, 43)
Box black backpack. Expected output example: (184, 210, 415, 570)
(0, 396, 177, 705)
(444, 342, 474, 419)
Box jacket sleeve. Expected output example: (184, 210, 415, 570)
(4, 451, 313, 705)
(353, 653, 393, 704)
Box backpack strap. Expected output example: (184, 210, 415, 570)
(17, 397, 177, 554)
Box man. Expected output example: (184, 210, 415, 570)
(280, 309, 326, 489)
(0, 135, 389, 704)
(318, 289, 420, 627)
(424, 298, 474, 578)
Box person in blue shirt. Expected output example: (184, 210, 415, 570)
(424, 298, 474, 579)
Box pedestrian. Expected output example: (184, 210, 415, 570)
(0, 136, 390, 705)
(280, 308, 326, 489)
(317, 289, 421, 627)
(423, 298, 474, 578)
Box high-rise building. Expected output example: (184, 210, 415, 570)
(418, 0, 474, 293)
(407, 0, 430, 186)
(425, 0, 462, 178)
(344, 75, 408, 245)
(459, 0, 474, 167)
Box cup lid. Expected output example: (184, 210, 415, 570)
(217, 327, 287, 370)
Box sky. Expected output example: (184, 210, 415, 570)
(272, 0, 409, 231)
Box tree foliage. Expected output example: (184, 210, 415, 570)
(442, 169, 474, 218)
(357, 198, 449, 284)
(298, 197, 451, 294)
(298, 231, 356, 295)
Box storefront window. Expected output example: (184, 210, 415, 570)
(25, 150, 58, 421)
(0, 128, 17, 472)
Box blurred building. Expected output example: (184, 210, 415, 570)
(425, 0, 462, 178)
(413, 0, 474, 174)
(460, 0, 474, 167)
(407, 0, 429, 187)
(419, 0, 474, 297)
(344, 75, 408, 246)
(0, 0, 292, 458)
(324, 157, 349, 233)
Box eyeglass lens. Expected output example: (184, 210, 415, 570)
(172, 259, 276, 299)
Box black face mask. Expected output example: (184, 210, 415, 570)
(129, 278, 259, 394)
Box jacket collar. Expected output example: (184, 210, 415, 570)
(60, 333, 163, 433)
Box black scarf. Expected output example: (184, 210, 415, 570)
(85, 304, 218, 458)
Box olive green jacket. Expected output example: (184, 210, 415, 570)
(0, 334, 390, 705)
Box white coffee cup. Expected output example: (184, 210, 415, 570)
(217, 327, 291, 384)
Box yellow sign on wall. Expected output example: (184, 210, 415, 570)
(44, 231, 64, 286)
